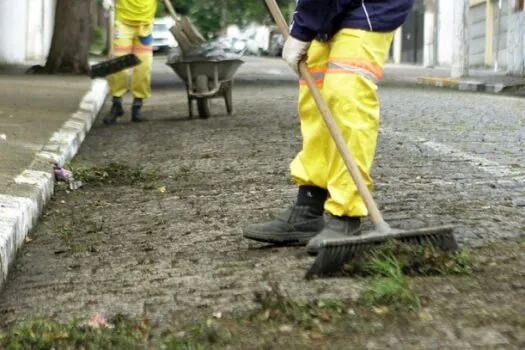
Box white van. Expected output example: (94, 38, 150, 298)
(152, 16, 178, 53)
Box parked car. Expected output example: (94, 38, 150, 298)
(217, 36, 248, 55)
(152, 17, 178, 53)
(217, 25, 248, 55)
(244, 25, 271, 56)
(217, 24, 282, 57)
(268, 32, 284, 57)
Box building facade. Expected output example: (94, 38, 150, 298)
(2, 0, 524, 76)
(390, 0, 525, 75)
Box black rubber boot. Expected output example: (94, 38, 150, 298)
(131, 98, 147, 122)
(243, 204, 325, 245)
(103, 96, 124, 125)
(306, 214, 362, 255)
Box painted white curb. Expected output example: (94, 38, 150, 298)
(0, 78, 108, 287)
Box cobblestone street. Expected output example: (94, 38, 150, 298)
(1, 60, 524, 348)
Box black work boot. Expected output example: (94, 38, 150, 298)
(243, 205, 325, 245)
(243, 186, 328, 245)
(103, 96, 124, 125)
(306, 214, 362, 255)
(131, 98, 147, 122)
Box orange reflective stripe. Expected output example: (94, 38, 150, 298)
(299, 79, 324, 86)
(308, 66, 327, 73)
(133, 43, 152, 52)
(299, 69, 326, 86)
(113, 45, 133, 52)
(328, 58, 383, 79)
(114, 44, 152, 52)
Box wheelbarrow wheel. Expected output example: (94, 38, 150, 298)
(195, 75, 211, 119)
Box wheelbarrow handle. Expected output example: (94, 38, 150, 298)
(263, 0, 386, 226)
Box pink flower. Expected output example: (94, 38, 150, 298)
(88, 313, 109, 328)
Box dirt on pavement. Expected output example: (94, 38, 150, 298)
(0, 80, 524, 349)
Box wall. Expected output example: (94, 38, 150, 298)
(0, 0, 55, 65)
(507, 7, 525, 75)
(43, 0, 56, 61)
(0, 0, 28, 64)
(437, 0, 455, 66)
(26, 0, 44, 60)
(423, 0, 436, 67)
(469, 2, 487, 67)
(493, 0, 509, 70)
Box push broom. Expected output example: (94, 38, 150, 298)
(263, 0, 459, 279)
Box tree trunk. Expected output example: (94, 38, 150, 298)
(43, 0, 95, 74)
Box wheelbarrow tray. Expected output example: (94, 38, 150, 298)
(167, 59, 244, 83)
(166, 59, 244, 119)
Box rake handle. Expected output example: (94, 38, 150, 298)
(163, 0, 181, 21)
(264, 0, 387, 227)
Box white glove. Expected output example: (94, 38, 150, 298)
(282, 36, 311, 74)
(102, 0, 114, 10)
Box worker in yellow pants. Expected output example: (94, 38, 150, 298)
(293, 30, 394, 217)
(104, 0, 157, 125)
(243, 0, 414, 255)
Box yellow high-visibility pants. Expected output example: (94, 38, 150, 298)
(290, 28, 394, 217)
(107, 19, 154, 99)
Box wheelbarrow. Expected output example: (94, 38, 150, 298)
(167, 59, 244, 119)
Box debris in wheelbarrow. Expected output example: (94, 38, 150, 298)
(167, 41, 242, 64)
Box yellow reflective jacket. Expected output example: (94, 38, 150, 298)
(116, 0, 157, 23)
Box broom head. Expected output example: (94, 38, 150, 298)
(305, 225, 457, 279)
(90, 53, 141, 79)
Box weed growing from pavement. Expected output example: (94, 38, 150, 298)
(161, 325, 234, 350)
(342, 240, 474, 277)
(2, 241, 521, 349)
(55, 213, 104, 252)
(65, 161, 159, 187)
(251, 281, 348, 328)
(0, 314, 236, 349)
(0, 314, 150, 350)
(359, 251, 421, 311)
(161, 281, 355, 347)
(59, 226, 74, 242)
(340, 241, 474, 312)
(3, 245, 473, 348)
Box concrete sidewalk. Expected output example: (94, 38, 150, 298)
(0, 69, 108, 287)
(384, 64, 525, 94)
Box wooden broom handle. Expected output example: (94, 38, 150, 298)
(163, 0, 181, 21)
(264, 0, 386, 226)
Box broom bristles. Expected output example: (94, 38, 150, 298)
(305, 226, 458, 279)
(90, 54, 141, 78)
